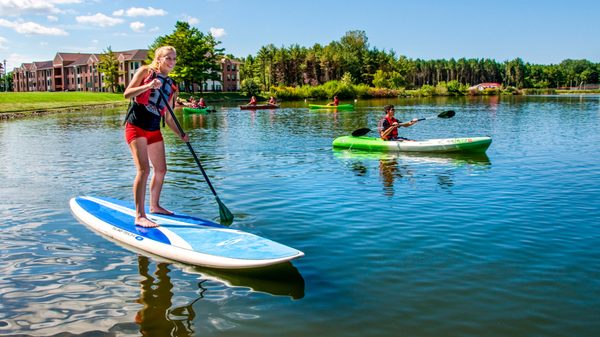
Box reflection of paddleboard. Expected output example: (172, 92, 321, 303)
(189, 263, 305, 299)
(70, 196, 304, 269)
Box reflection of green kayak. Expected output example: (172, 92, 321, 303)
(332, 148, 491, 166)
(308, 104, 354, 110)
(333, 136, 492, 153)
(183, 106, 210, 114)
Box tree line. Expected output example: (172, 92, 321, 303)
(95, 25, 598, 94)
(240, 30, 599, 92)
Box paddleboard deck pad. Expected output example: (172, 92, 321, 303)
(70, 196, 304, 269)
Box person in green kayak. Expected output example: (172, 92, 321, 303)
(378, 105, 418, 141)
(189, 97, 199, 108)
(327, 95, 340, 106)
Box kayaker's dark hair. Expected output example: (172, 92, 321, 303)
(384, 105, 394, 113)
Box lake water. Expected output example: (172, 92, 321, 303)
(1, 95, 599, 337)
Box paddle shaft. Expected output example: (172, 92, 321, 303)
(351, 110, 455, 137)
(157, 92, 220, 197)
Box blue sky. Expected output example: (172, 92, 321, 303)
(1, 0, 598, 71)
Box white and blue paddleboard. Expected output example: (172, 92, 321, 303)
(70, 196, 304, 269)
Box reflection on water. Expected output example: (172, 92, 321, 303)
(134, 255, 305, 336)
(333, 149, 491, 196)
(190, 263, 305, 300)
(136, 256, 196, 337)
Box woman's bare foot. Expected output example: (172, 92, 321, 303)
(135, 217, 159, 228)
(150, 206, 174, 216)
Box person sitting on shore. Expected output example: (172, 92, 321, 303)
(327, 96, 340, 106)
(378, 105, 418, 141)
(268, 96, 277, 105)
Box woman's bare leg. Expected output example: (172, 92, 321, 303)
(148, 141, 173, 215)
(129, 137, 159, 227)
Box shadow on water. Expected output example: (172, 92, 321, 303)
(333, 149, 491, 196)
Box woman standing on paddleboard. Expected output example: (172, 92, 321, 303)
(123, 46, 189, 228)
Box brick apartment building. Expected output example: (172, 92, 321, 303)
(12, 50, 241, 93)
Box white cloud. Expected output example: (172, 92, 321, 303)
(185, 16, 199, 25)
(0, 36, 8, 50)
(76, 13, 123, 27)
(210, 27, 226, 38)
(0, 18, 68, 36)
(149, 26, 160, 33)
(130, 21, 145, 32)
(113, 7, 167, 17)
(0, 0, 81, 15)
(7, 52, 40, 70)
(47, 15, 59, 22)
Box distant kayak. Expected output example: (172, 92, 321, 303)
(332, 135, 492, 153)
(309, 104, 354, 110)
(239, 104, 280, 110)
(182, 106, 210, 114)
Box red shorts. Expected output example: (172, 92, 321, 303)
(125, 123, 163, 145)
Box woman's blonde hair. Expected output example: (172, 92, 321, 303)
(149, 46, 176, 71)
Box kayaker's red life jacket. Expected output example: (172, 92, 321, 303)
(380, 116, 399, 140)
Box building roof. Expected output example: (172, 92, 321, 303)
(54, 52, 92, 67)
(477, 82, 501, 87)
(117, 49, 148, 61)
(33, 61, 53, 70)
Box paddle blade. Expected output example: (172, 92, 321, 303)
(438, 110, 455, 118)
(351, 128, 371, 137)
(216, 197, 234, 225)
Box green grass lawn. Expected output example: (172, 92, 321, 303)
(0, 92, 128, 113)
(0, 91, 252, 115)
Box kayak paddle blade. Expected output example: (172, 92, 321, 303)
(438, 110, 455, 118)
(351, 128, 371, 137)
(217, 197, 234, 226)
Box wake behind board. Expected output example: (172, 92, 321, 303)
(70, 196, 304, 269)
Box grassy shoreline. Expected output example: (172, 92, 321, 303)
(1, 90, 598, 120)
(0, 92, 252, 120)
(0, 92, 128, 120)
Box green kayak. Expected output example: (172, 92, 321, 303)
(309, 104, 354, 110)
(332, 135, 492, 153)
(183, 107, 210, 114)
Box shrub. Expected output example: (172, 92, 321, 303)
(419, 85, 436, 96)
